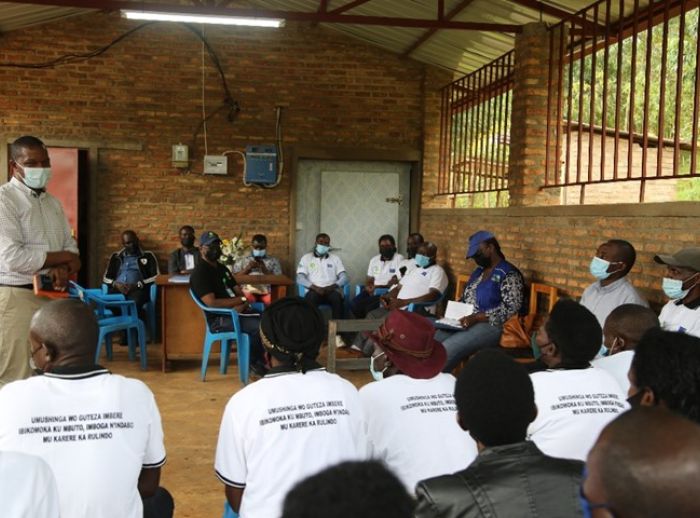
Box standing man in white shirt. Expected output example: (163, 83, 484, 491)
(360, 310, 477, 491)
(581, 239, 648, 329)
(0, 136, 81, 386)
(0, 299, 173, 518)
(215, 298, 367, 517)
(592, 303, 659, 393)
(654, 247, 700, 337)
(350, 234, 403, 318)
(296, 233, 349, 319)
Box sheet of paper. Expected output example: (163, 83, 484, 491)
(444, 300, 474, 320)
(184, 253, 195, 270)
(168, 275, 190, 284)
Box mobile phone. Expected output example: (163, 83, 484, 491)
(33, 274, 69, 299)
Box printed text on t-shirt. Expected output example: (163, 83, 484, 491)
(550, 393, 625, 415)
(259, 400, 350, 431)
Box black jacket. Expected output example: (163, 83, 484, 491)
(103, 248, 160, 287)
(415, 441, 583, 518)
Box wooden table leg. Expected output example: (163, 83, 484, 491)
(160, 285, 167, 373)
(327, 319, 337, 373)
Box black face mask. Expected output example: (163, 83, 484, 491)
(627, 389, 648, 408)
(123, 243, 137, 255)
(205, 247, 222, 262)
(472, 251, 490, 268)
(181, 237, 195, 248)
(406, 246, 417, 259)
(380, 246, 396, 260)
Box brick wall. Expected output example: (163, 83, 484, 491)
(0, 12, 439, 280)
(420, 202, 700, 308)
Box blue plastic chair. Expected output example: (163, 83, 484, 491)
(297, 284, 351, 317)
(189, 289, 251, 384)
(71, 282, 147, 369)
(406, 290, 446, 313)
(102, 283, 157, 343)
(354, 285, 389, 297)
(223, 501, 239, 518)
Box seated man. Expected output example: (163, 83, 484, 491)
(435, 230, 524, 372)
(296, 233, 348, 319)
(583, 407, 700, 518)
(654, 247, 700, 337)
(350, 234, 404, 318)
(527, 299, 627, 461)
(214, 298, 367, 517)
(168, 225, 199, 274)
(282, 461, 414, 518)
(581, 239, 648, 329)
(397, 232, 424, 280)
(190, 231, 267, 377)
(592, 303, 659, 393)
(233, 234, 283, 306)
(627, 328, 700, 423)
(0, 299, 173, 518)
(415, 350, 583, 517)
(359, 310, 477, 491)
(1, 450, 60, 518)
(104, 229, 160, 310)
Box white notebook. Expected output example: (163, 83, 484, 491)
(435, 300, 474, 328)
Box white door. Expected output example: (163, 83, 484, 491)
(319, 171, 401, 285)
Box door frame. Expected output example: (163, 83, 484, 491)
(288, 145, 422, 275)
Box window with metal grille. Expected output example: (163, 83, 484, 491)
(545, 0, 700, 203)
(437, 51, 514, 200)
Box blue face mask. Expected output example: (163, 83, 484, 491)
(369, 353, 386, 382)
(315, 244, 330, 256)
(662, 274, 698, 299)
(18, 164, 52, 190)
(530, 333, 541, 360)
(589, 256, 613, 280)
(415, 254, 431, 268)
(252, 249, 266, 258)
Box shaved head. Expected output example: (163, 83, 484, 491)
(603, 304, 659, 351)
(30, 299, 98, 361)
(586, 407, 700, 518)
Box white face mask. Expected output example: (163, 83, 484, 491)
(17, 164, 52, 189)
(369, 352, 387, 382)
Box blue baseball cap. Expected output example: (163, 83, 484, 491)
(466, 230, 495, 258)
(199, 231, 221, 247)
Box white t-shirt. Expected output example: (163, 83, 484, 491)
(367, 253, 404, 286)
(0, 450, 60, 518)
(215, 369, 368, 518)
(580, 277, 648, 329)
(0, 369, 166, 518)
(397, 264, 448, 314)
(297, 253, 346, 288)
(528, 367, 627, 461)
(397, 257, 418, 279)
(359, 373, 477, 492)
(659, 299, 700, 338)
(592, 350, 634, 395)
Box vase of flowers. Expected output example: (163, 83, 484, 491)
(219, 235, 247, 273)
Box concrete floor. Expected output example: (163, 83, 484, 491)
(107, 346, 372, 518)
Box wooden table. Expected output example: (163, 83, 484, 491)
(157, 274, 294, 372)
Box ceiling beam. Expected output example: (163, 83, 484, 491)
(328, 0, 373, 15)
(506, 0, 603, 31)
(4, 0, 523, 32)
(401, 0, 478, 58)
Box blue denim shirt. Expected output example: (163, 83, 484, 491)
(117, 255, 142, 284)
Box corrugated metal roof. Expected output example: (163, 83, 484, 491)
(0, 0, 650, 76)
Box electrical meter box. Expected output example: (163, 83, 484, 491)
(245, 145, 278, 185)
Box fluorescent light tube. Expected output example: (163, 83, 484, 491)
(122, 10, 284, 27)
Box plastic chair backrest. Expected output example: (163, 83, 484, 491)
(406, 289, 446, 312)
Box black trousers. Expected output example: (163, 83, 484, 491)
(304, 289, 344, 319)
(349, 291, 381, 318)
(143, 487, 174, 518)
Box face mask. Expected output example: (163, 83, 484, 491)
(205, 247, 222, 261)
(17, 164, 52, 190)
(181, 236, 195, 248)
(379, 246, 396, 259)
(627, 389, 647, 408)
(252, 249, 266, 258)
(472, 251, 490, 268)
(123, 243, 137, 255)
(662, 273, 698, 299)
(597, 344, 609, 358)
(315, 244, 330, 256)
(406, 246, 417, 259)
(369, 353, 387, 382)
(530, 333, 541, 360)
(590, 256, 614, 280)
(415, 254, 430, 268)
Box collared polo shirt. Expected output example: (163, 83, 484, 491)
(0, 365, 166, 518)
(592, 350, 634, 394)
(580, 277, 648, 328)
(366, 253, 404, 286)
(397, 264, 448, 314)
(0, 177, 78, 285)
(296, 252, 346, 288)
(659, 297, 700, 338)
